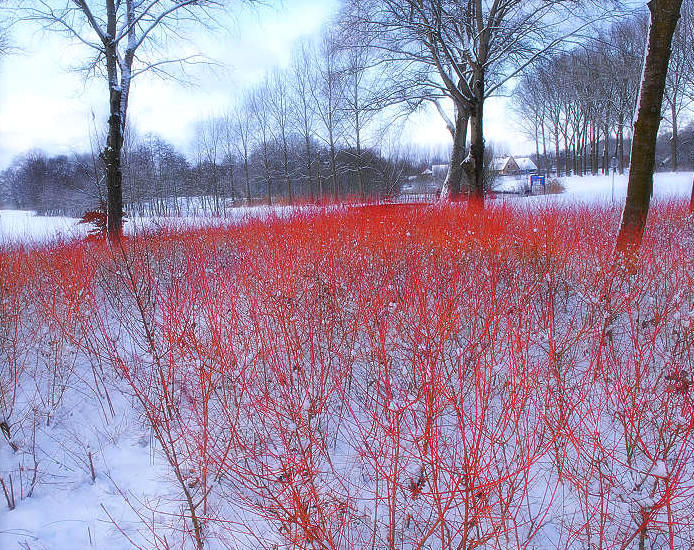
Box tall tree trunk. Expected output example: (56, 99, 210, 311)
(671, 102, 678, 171)
(555, 129, 560, 177)
(441, 105, 470, 200)
(103, 0, 124, 240)
(616, 0, 683, 254)
(244, 156, 251, 203)
(103, 1, 126, 240)
(106, 85, 124, 239)
(469, 67, 485, 206)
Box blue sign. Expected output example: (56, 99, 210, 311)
(530, 175, 546, 187)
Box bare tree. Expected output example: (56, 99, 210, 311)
(607, 16, 648, 174)
(513, 12, 649, 181)
(343, 0, 614, 205)
(663, 4, 691, 172)
(249, 80, 274, 205)
(537, 59, 565, 177)
(267, 68, 294, 203)
(289, 39, 318, 202)
(18, 0, 256, 238)
(335, 1, 391, 199)
(513, 74, 545, 175)
(312, 31, 346, 202)
(194, 116, 226, 215)
(616, 0, 683, 256)
(229, 96, 254, 204)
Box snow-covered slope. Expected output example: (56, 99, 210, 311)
(553, 171, 693, 203)
(2, 173, 692, 244)
(0, 204, 325, 245)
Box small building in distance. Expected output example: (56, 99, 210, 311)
(400, 164, 448, 197)
(490, 156, 519, 176)
(400, 157, 539, 199)
(515, 157, 538, 175)
(490, 156, 537, 177)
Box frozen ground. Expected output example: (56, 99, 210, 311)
(545, 170, 693, 203)
(1, 172, 692, 244)
(494, 171, 694, 203)
(0, 210, 88, 244)
(0, 204, 322, 246)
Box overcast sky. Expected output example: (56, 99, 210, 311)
(0, 0, 527, 169)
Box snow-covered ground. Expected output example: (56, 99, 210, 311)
(494, 171, 694, 202)
(0, 204, 324, 246)
(0, 210, 88, 244)
(0, 410, 171, 550)
(2, 173, 692, 244)
(550, 171, 693, 203)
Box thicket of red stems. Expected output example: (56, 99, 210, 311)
(1, 201, 693, 549)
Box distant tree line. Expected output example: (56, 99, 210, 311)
(0, 152, 98, 215)
(0, 132, 416, 216)
(513, 4, 694, 177)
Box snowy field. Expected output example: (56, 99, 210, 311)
(0, 204, 324, 245)
(539, 171, 693, 203)
(0, 210, 88, 244)
(1, 172, 692, 244)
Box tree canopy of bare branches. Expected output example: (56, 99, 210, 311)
(341, 0, 620, 205)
